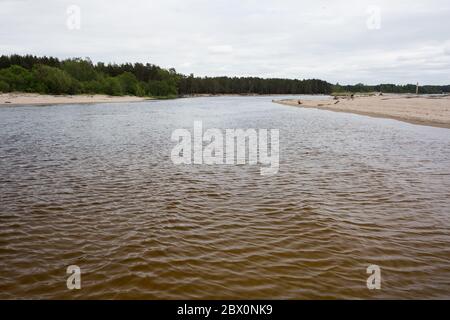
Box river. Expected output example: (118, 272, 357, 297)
(0, 96, 449, 299)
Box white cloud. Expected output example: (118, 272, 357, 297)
(208, 45, 233, 54)
(0, 0, 449, 84)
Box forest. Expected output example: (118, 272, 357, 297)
(333, 83, 450, 95)
(0, 54, 331, 97)
(0, 54, 448, 97)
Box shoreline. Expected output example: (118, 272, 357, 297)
(0, 93, 152, 106)
(180, 93, 331, 98)
(0, 92, 328, 106)
(273, 94, 450, 129)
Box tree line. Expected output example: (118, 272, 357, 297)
(0, 54, 448, 97)
(0, 54, 333, 97)
(333, 83, 450, 95)
(178, 75, 332, 95)
(0, 54, 179, 97)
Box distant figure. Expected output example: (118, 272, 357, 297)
(297, 100, 302, 105)
(351, 94, 354, 100)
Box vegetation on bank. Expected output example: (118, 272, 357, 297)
(0, 55, 178, 97)
(333, 83, 450, 95)
(179, 75, 332, 95)
(0, 54, 333, 97)
(0, 55, 448, 98)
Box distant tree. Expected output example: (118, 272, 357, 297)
(32, 65, 79, 94)
(102, 77, 123, 96)
(0, 80, 10, 92)
(117, 72, 139, 95)
(0, 65, 35, 92)
(1, 54, 447, 97)
(62, 58, 97, 82)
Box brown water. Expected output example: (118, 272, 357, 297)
(0, 96, 449, 299)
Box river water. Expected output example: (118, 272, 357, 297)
(0, 96, 449, 299)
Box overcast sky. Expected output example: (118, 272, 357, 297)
(1, 0, 449, 84)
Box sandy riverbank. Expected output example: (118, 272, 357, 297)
(274, 94, 450, 129)
(0, 93, 150, 106)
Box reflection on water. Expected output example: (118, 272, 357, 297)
(0, 96, 449, 299)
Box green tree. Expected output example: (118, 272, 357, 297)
(62, 58, 97, 82)
(32, 64, 79, 94)
(102, 77, 123, 96)
(117, 72, 139, 95)
(0, 80, 10, 92)
(0, 65, 35, 92)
